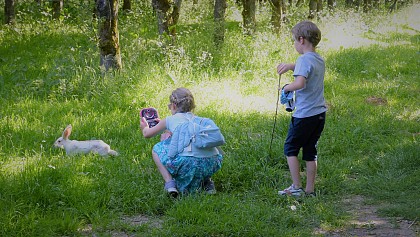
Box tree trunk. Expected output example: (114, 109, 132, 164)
(327, 0, 335, 10)
(372, 0, 380, 8)
(269, 0, 287, 33)
(354, 0, 362, 11)
(214, 0, 227, 46)
(4, 0, 15, 24)
(52, 0, 63, 19)
(169, 0, 182, 36)
(152, 0, 181, 38)
(96, 0, 122, 71)
(241, 0, 256, 35)
(122, 0, 131, 11)
(363, 0, 371, 12)
(308, 0, 322, 19)
(270, 0, 281, 32)
(152, 0, 170, 35)
(388, 0, 397, 12)
(317, 0, 323, 12)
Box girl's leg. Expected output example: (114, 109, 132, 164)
(152, 151, 178, 197)
(287, 156, 302, 188)
(152, 151, 173, 182)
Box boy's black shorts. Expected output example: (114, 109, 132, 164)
(284, 112, 326, 161)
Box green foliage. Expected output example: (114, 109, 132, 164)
(1, 1, 419, 236)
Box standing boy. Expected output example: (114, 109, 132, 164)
(277, 21, 327, 197)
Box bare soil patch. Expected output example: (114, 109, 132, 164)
(79, 214, 163, 237)
(318, 195, 419, 237)
(366, 96, 388, 106)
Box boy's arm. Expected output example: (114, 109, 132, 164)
(283, 76, 306, 92)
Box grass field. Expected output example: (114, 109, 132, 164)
(0, 1, 419, 236)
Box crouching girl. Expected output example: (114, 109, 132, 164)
(140, 88, 223, 197)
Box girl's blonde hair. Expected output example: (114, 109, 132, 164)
(170, 87, 195, 113)
(292, 20, 321, 47)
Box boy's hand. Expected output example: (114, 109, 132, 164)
(280, 90, 290, 104)
(277, 63, 295, 75)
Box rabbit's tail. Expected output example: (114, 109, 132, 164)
(109, 150, 119, 156)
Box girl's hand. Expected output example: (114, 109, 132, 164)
(277, 63, 295, 75)
(160, 130, 172, 141)
(140, 117, 148, 130)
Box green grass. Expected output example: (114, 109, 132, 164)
(1, 1, 419, 236)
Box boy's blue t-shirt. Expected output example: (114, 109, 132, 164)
(293, 52, 327, 118)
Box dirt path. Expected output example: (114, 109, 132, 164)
(317, 195, 419, 237)
(80, 195, 419, 236)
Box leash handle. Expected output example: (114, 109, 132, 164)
(269, 74, 281, 158)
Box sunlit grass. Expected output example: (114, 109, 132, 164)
(321, 4, 420, 50)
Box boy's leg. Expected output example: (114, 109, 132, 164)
(152, 151, 173, 182)
(287, 156, 302, 188)
(305, 160, 317, 193)
(302, 112, 325, 194)
(279, 155, 304, 196)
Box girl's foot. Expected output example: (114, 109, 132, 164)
(164, 180, 179, 198)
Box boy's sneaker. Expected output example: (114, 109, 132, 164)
(278, 184, 305, 197)
(202, 178, 216, 194)
(164, 180, 179, 198)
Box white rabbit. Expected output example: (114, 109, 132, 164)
(54, 124, 118, 157)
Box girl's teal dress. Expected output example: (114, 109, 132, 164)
(153, 138, 222, 193)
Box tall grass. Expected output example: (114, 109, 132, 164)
(0, 1, 419, 236)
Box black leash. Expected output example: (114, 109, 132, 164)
(269, 75, 281, 159)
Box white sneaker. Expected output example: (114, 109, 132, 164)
(166, 187, 179, 198)
(164, 180, 179, 198)
(278, 184, 304, 196)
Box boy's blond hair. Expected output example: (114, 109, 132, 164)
(292, 21, 321, 47)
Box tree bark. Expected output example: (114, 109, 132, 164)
(308, 0, 322, 19)
(241, 0, 256, 35)
(269, 0, 287, 33)
(153, 0, 170, 35)
(214, 0, 227, 46)
(122, 0, 131, 11)
(152, 0, 181, 37)
(327, 0, 335, 10)
(4, 0, 15, 24)
(96, 0, 122, 71)
(363, 0, 372, 12)
(169, 0, 182, 36)
(52, 0, 63, 19)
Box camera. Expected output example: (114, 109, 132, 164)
(285, 98, 295, 112)
(140, 108, 159, 128)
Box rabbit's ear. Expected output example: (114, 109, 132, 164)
(63, 124, 72, 140)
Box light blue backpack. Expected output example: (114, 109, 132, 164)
(168, 116, 225, 158)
